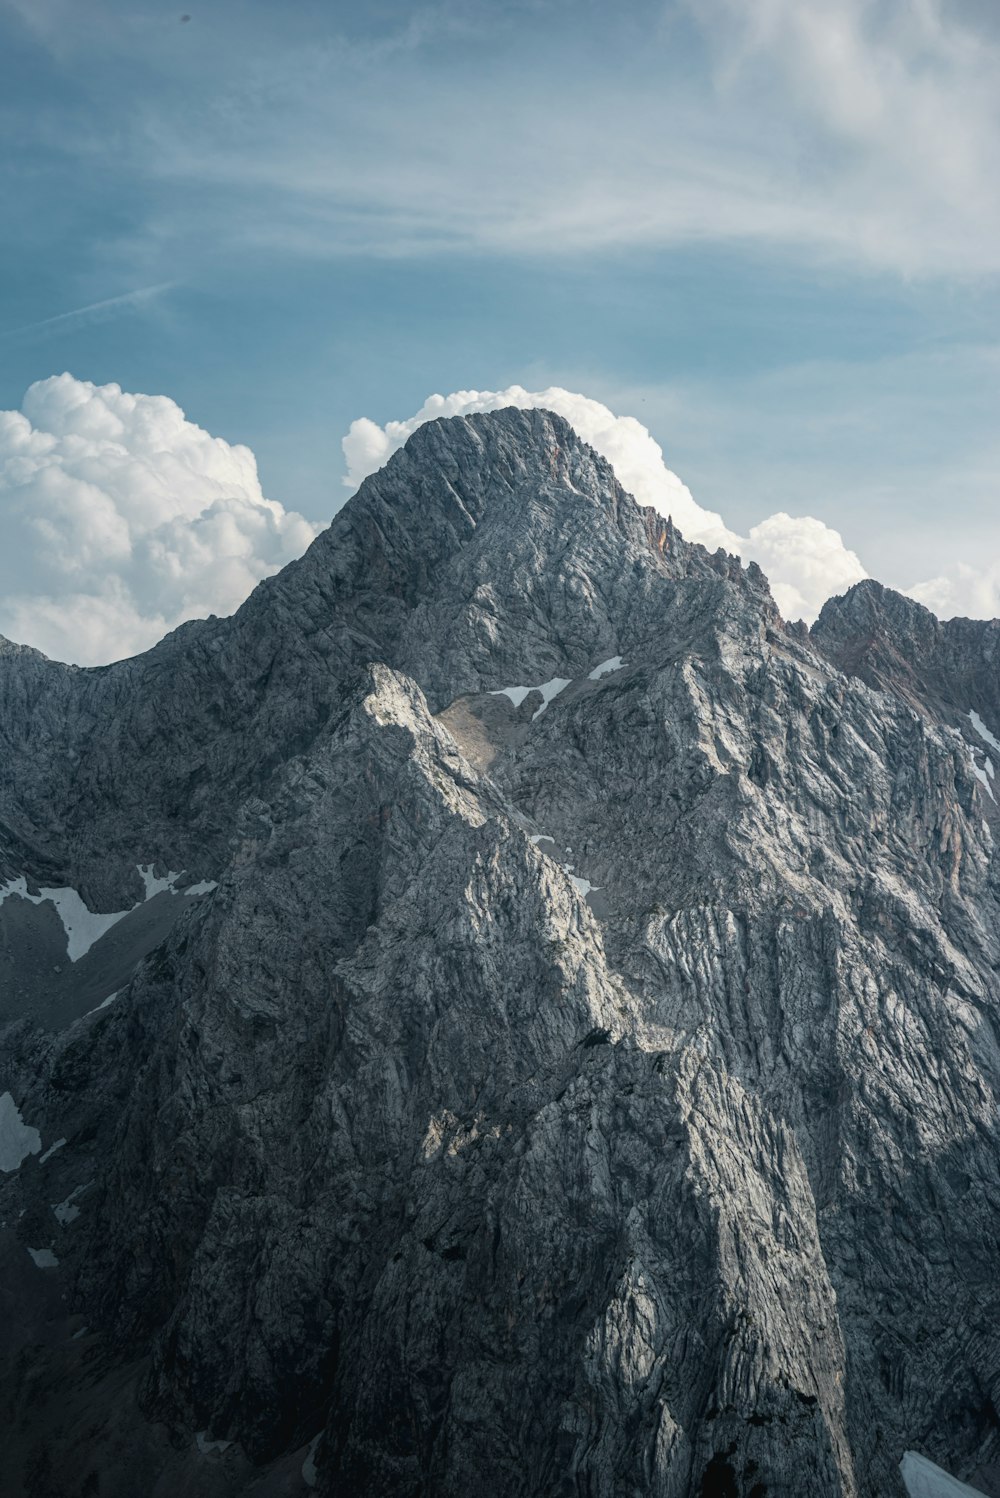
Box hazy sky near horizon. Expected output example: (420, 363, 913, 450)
(1, 0, 999, 660)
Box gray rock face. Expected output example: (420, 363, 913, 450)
(1, 408, 999, 1498)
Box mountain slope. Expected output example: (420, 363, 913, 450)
(1, 410, 999, 1498)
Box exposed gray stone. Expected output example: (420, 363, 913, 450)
(1, 409, 998, 1497)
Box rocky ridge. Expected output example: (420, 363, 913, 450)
(0, 408, 999, 1497)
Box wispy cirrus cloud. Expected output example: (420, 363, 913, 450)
(0, 282, 176, 343)
(4, 1, 1000, 278)
(684, 0, 1000, 275)
(1, 0, 998, 643)
(126, 0, 1000, 275)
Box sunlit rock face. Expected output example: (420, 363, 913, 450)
(1, 408, 999, 1498)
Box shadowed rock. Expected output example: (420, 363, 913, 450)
(1, 410, 998, 1497)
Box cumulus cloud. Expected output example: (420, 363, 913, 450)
(343, 385, 868, 622)
(2, 374, 984, 670)
(0, 374, 320, 665)
(746, 511, 867, 623)
(906, 566, 1000, 622)
(343, 389, 737, 552)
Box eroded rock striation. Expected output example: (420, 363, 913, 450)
(1, 408, 999, 1497)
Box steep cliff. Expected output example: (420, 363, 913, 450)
(1, 410, 998, 1498)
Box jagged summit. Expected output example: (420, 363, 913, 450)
(376, 404, 617, 503)
(813, 576, 939, 657)
(0, 407, 766, 891)
(814, 574, 1000, 734)
(1, 411, 1000, 1498)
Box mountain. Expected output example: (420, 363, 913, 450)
(1, 408, 999, 1498)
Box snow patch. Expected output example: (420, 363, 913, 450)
(563, 865, 600, 898)
(84, 990, 120, 1017)
(900, 1450, 984, 1497)
(0, 1092, 41, 1172)
(0, 862, 218, 963)
(491, 685, 533, 708)
(302, 1433, 322, 1488)
(137, 862, 182, 899)
(588, 655, 627, 680)
(528, 833, 600, 899)
(139, 864, 217, 899)
(490, 676, 571, 718)
(52, 1182, 92, 1225)
(969, 709, 1000, 756)
(195, 1431, 232, 1455)
(27, 1246, 58, 1268)
(39, 1137, 66, 1164)
(968, 749, 996, 802)
(0, 877, 130, 961)
(531, 676, 572, 720)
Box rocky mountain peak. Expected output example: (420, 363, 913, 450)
(380, 403, 616, 506)
(813, 576, 1000, 754)
(1, 411, 999, 1498)
(813, 575, 937, 661)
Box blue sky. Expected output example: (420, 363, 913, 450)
(1, 0, 999, 659)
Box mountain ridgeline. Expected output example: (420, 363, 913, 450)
(1, 408, 999, 1498)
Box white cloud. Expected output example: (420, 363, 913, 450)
(906, 565, 1000, 622)
(0, 373, 987, 670)
(746, 511, 867, 622)
(682, 0, 1000, 276)
(0, 374, 320, 665)
(343, 387, 737, 551)
(343, 386, 868, 622)
(9, 0, 1000, 279)
(139, 4, 1000, 279)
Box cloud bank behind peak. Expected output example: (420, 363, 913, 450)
(0, 372, 995, 667)
(343, 385, 869, 623)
